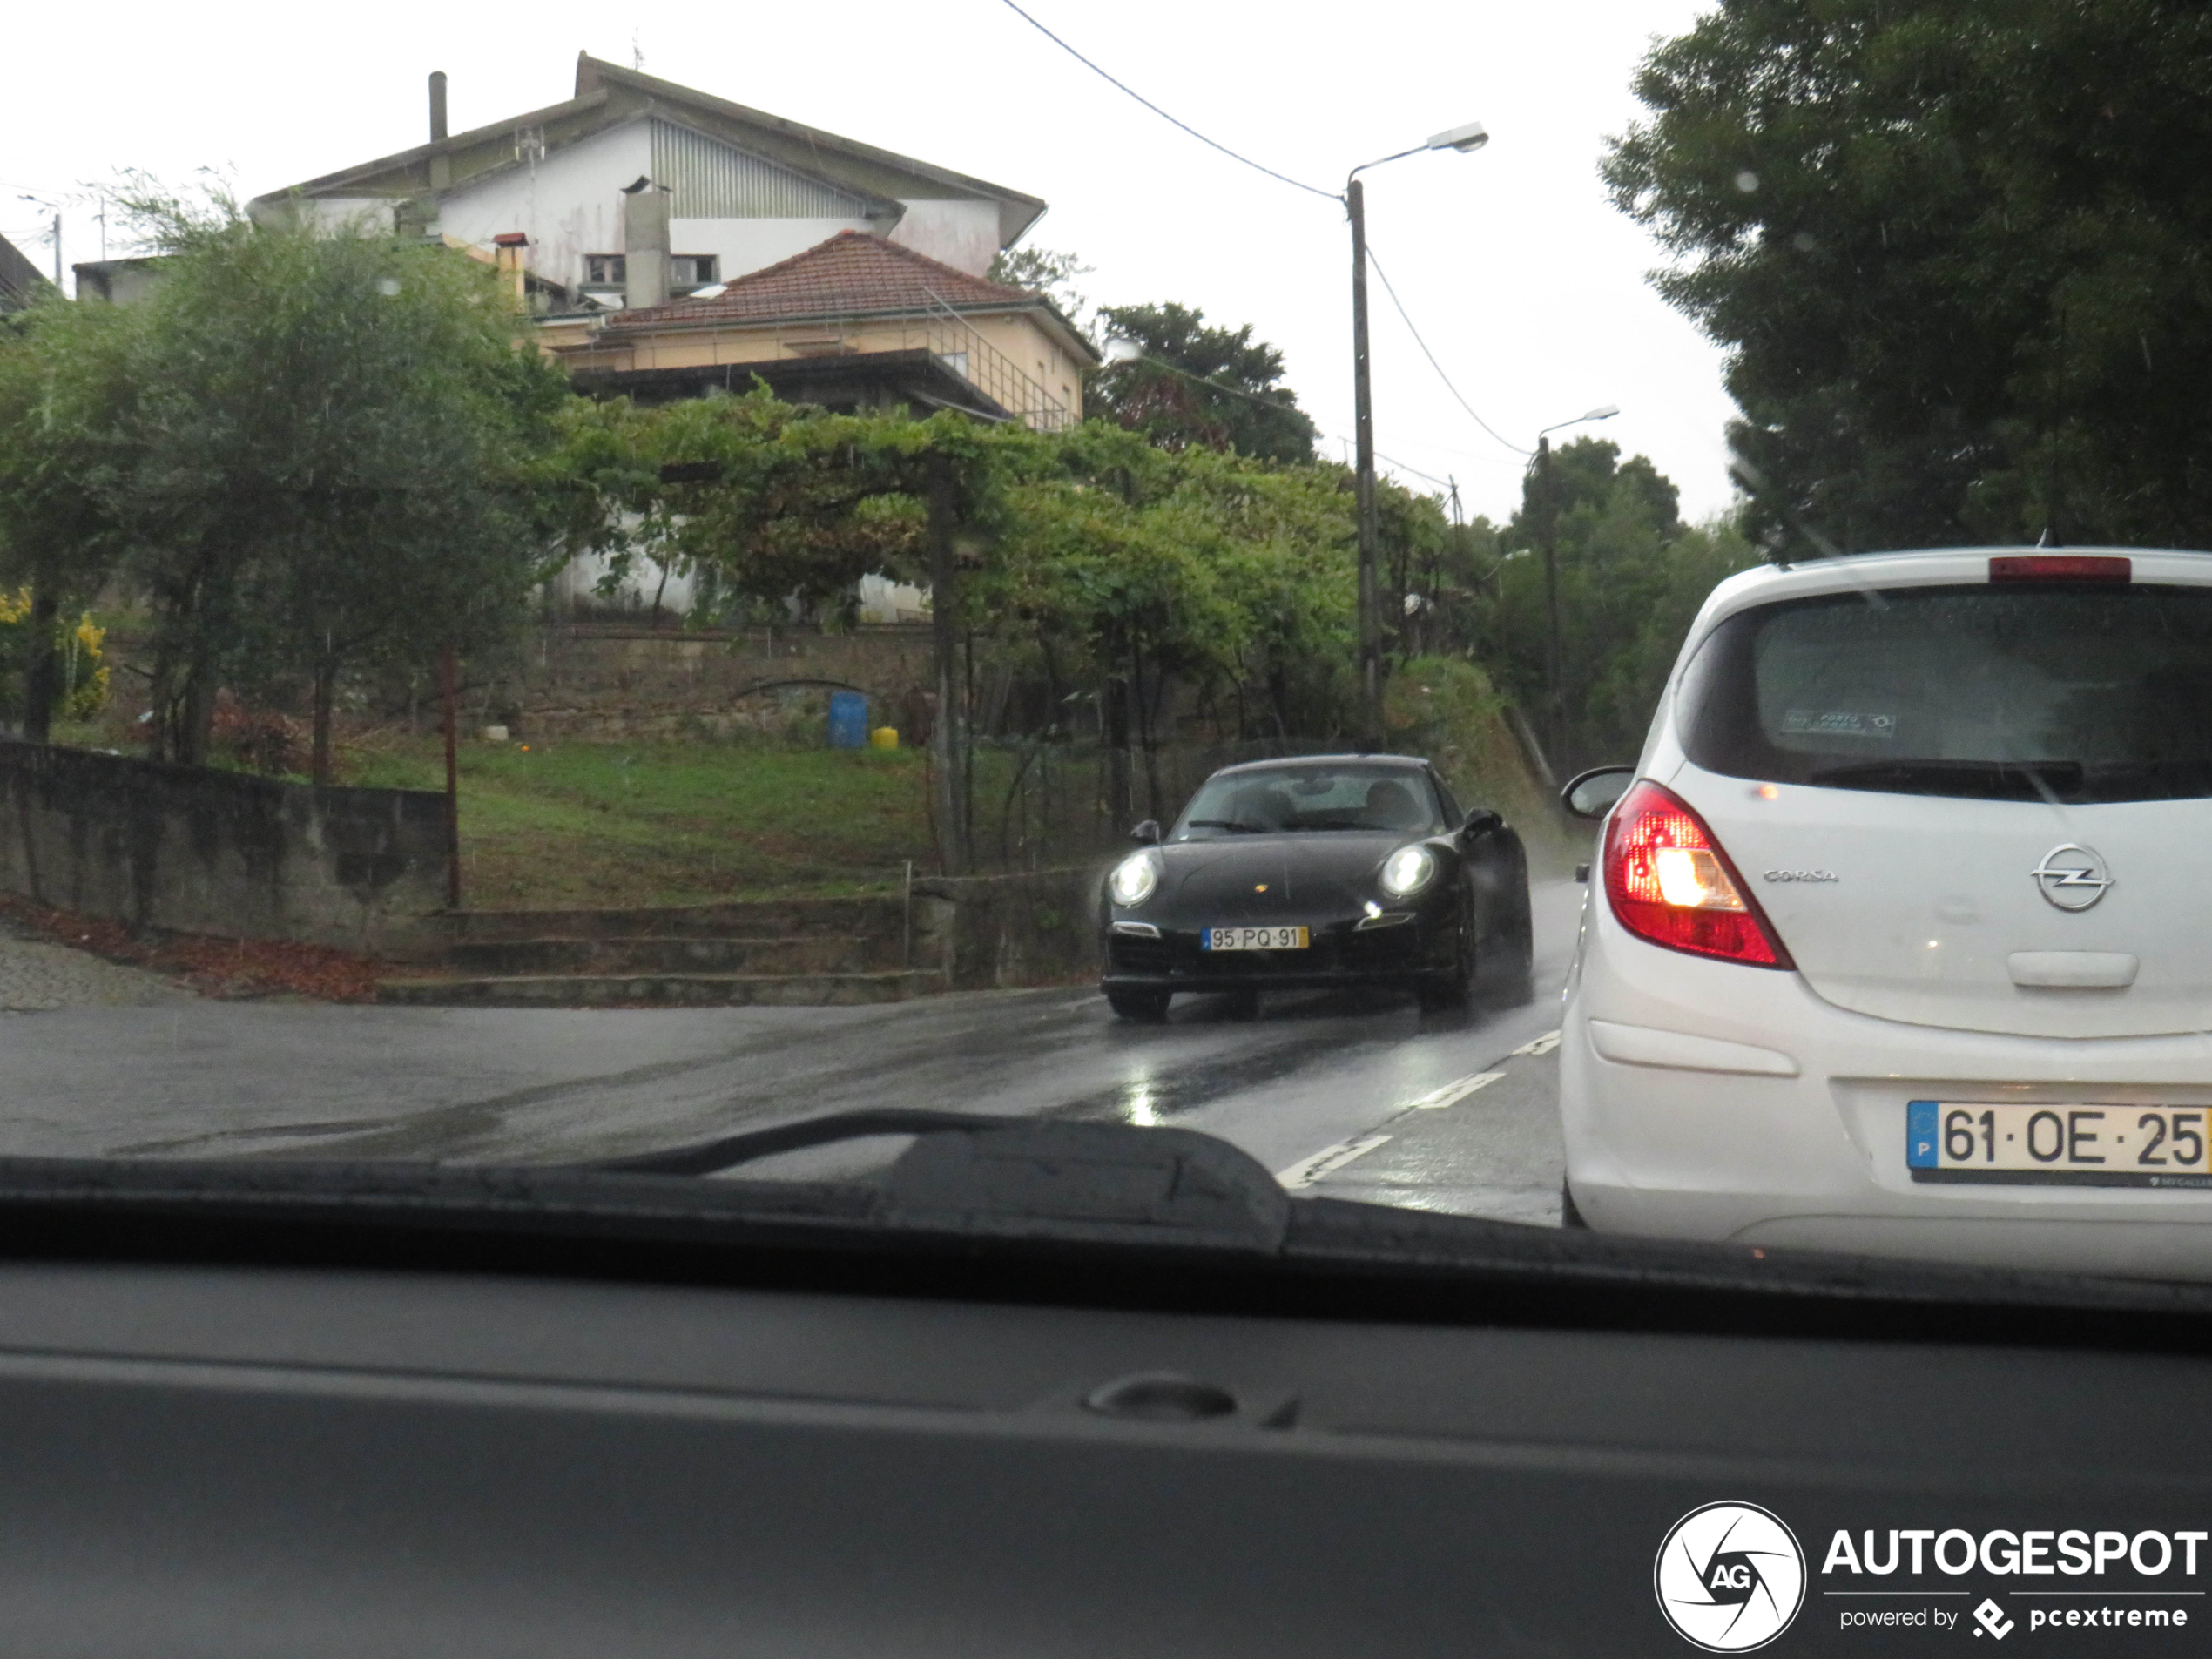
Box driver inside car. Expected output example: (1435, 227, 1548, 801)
(1359, 779, 1425, 831)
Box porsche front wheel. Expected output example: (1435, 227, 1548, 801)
(1417, 921, 1474, 1011)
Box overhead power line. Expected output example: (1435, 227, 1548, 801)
(1362, 243, 1531, 458)
(994, 0, 1340, 203)
(993, 1, 1529, 463)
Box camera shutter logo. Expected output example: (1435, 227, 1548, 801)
(1654, 1501, 1806, 1651)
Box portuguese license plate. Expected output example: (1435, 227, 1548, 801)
(1201, 926, 1309, 952)
(1908, 1100, 2212, 1187)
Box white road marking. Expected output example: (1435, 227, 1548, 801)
(1513, 1029, 1562, 1058)
(1275, 1132, 1393, 1190)
(1408, 1070, 1505, 1109)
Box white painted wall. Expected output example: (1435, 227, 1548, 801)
(292, 197, 401, 235)
(546, 546, 700, 617)
(857, 573, 927, 624)
(887, 199, 1002, 276)
(437, 123, 651, 296)
(666, 216, 873, 284)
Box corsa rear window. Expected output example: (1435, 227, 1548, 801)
(1676, 583, 2212, 802)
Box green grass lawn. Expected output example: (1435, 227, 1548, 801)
(347, 739, 937, 910)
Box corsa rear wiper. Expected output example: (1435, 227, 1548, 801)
(597, 1110, 1290, 1251)
(1807, 759, 2085, 798)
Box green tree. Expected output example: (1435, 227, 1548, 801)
(562, 390, 1362, 830)
(986, 246, 1093, 332)
(111, 187, 570, 779)
(1605, 0, 2212, 557)
(1089, 302, 1318, 463)
(1472, 438, 1756, 771)
(0, 294, 139, 738)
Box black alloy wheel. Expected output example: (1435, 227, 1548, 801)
(1107, 988, 1172, 1022)
(1477, 874, 1536, 1008)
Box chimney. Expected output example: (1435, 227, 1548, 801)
(493, 232, 529, 305)
(621, 177, 671, 309)
(428, 71, 448, 143)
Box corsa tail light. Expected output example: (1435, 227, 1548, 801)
(1602, 781, 1793, 968)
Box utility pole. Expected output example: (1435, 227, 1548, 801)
(438, 645, 462, 910)
(1538, 435, 1563, 772)
(1348, 179, 1381, 752)
(1343, 123, 1488, 752)
(50, 211, 60, 288)
(927, 452, 967, 874)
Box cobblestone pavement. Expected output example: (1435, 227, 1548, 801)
(0, 917, 196, 1012)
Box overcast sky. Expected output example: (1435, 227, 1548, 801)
(4, 0, 1737, 527)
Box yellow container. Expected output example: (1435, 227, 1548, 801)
(869, 726, 899, 750)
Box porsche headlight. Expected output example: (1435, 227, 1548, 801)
(1379, 844, 1437, 898)
(1109, 852, 1160, 907)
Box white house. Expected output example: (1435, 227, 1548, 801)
(251, 54, 1047, 307)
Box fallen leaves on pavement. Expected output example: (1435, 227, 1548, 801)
(0, 892, 411, 1002)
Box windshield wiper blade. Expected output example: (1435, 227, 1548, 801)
(595, 1109, 1011, 1176)
(1183, 819, 1261, 833)
(1807, 759, 2085, 798)
(592, 1110, 1291, 1252)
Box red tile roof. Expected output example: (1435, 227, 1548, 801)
(611, 232, 1041, 329)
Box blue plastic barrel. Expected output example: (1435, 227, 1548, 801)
(827, 691, 869, 749)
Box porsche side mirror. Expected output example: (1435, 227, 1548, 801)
(1460, 807, 1502, 840)
(1561, 765, 1636, 822)
(1130, 819, 1163, 846)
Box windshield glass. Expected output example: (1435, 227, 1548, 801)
(18, 0, 2212, 1322)
(1679, 584, 2212, 802)
(1172, 765, 1445, 838)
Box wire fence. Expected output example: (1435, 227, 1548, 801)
(956, 735, 1357, 873)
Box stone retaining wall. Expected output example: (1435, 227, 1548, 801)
(0, 743, 449, 957)
(912, 867, 1106, 991)
(472, 624, 937, 743)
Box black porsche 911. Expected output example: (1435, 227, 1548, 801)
(1097, 754, 1534, 1020)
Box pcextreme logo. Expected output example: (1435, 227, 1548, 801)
(1656, 1501, 1809, 1652)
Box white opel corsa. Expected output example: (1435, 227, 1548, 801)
(1559, 546, 2212, 1278)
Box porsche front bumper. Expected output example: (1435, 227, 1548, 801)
(1098, 910, 1458, 993)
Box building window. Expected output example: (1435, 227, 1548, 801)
(584, 253, 625, 286)
(670, 255, 719, 287)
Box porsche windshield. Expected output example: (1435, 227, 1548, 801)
(1173, 766, 1447, 838)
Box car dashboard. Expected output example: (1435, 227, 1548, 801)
(2, 1217, 2209, 1657)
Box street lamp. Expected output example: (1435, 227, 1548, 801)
(1535, 404, 1620, 772)
(1348, 122, 1489, 751)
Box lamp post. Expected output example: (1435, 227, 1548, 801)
(1349, 121, 1488, 751)
(1534, 404, 1620, 772)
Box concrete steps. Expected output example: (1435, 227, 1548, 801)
(442, 934, 878, 977)
(441, 898, 907, 943)
(376, 969, 941, 1008)
(376, 894, 934, 1008)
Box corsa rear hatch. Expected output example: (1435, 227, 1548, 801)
(1662, 555, 2212, 1039)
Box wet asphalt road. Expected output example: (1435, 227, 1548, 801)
(0, 880, 1585, 1224)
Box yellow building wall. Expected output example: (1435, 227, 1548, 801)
(552, 307, 1085, 427)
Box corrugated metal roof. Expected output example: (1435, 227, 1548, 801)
(650, 121, 871, 220)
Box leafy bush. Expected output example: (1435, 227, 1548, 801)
(0, 592, 109, 725)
